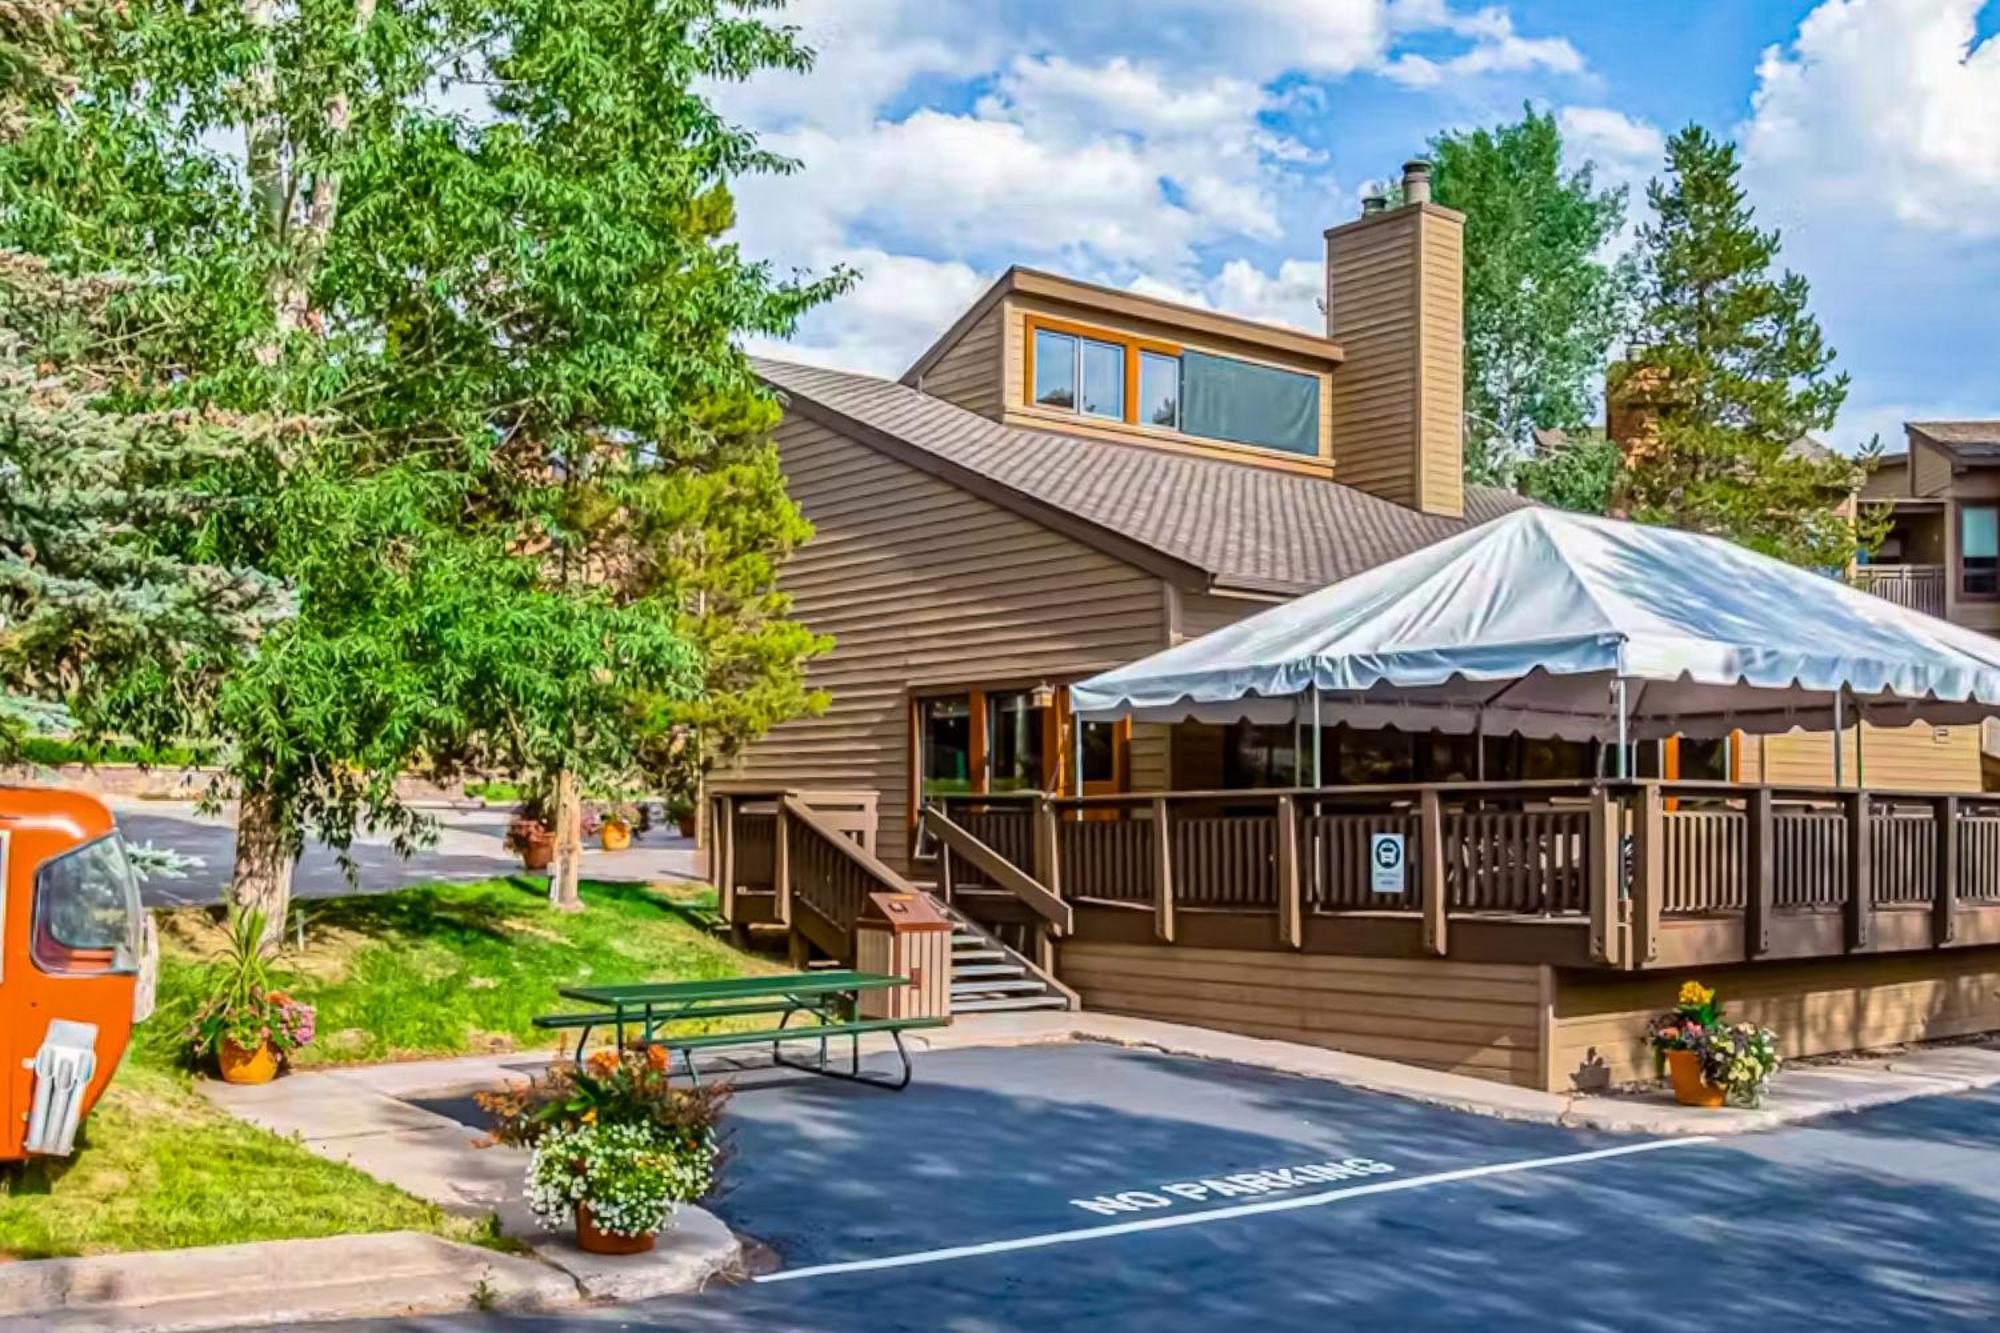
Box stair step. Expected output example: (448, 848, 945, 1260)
(951, 995, 1072, 1013)
(950, 946, 1005, 962)
(950, 978, 1050, 996)
(951, 963, 1026, 979)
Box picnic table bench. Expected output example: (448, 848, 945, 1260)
(533, 971, 945, 1091)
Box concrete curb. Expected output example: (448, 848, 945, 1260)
(0, 1231, 577, 1332)
(922, 1011, 2000, 1137)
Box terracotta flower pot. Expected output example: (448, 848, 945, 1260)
(1666, 1048, 1727, 1108)
(219, 1039, 279, 1086)
(575, 1202, 655, 1255)
(675, 814, 695, 838)
(510, 820, 554, 870)
(599, 820, 632, 852)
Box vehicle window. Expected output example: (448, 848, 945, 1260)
(33, 834, 142, 975)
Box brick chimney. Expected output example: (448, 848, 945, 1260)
(1324, 160, 1465, 516)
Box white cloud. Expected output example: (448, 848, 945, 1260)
(1129, 257, 1327, 335)
(748, 250, 993, 378)
(1559, 105, 1665, 170)
(1381, 6, 1586, 87)
(725, 0, 1589, 375)
(1745, 0, 2000, 237)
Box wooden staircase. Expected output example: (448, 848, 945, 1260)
(943, 906, 1072, 1013)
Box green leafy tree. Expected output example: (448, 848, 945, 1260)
(3, 0, 843, 921)
(1515, 430, 1622, 515)
(1429, 106, 1634, 484)
(1615, 125, 1864, 567)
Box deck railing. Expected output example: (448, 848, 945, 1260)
(1852, 564, 1946, 617)
(929, 782, 2000, 970)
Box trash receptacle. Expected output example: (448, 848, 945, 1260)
(855, 892, 952, 1020)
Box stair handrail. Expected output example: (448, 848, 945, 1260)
(779, 793, 927, 935)
(923, 803, 1073, 936)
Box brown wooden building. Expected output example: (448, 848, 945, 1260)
(716, 168, 2000, 1092)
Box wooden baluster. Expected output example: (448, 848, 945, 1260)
(1934, 794, 1958, 947)
(1587, 789, 1621, 966)
(1631, 784, 1663, 968)
(1421, 789, 1447, 956)
(1276, 795, 1302, 949)
(1844, 791, 1872, 952)
(716, 795, 737, 924)
(1745, 788, 1774, 959)
(773, 802, 792, 927)
(1152, 796, 1175, 944)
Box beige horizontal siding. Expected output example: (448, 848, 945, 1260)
(913, 301, 1004, 420)
(1060, 941, 1544, 1085)
(729, 415, 1169, 871)
(1748, 723, 1982, 792)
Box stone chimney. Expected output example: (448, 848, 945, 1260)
(1323, 160, 1465, 516)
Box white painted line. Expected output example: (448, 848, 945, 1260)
(754, 1135, 1717, 1285)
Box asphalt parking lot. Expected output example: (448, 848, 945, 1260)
(313, 1041, 2000, 1332)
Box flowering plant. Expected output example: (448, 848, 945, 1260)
(524, 1121, 715, 1238)
(1649, 980, 1779, 1105)
(480, 1048, 726, 1240)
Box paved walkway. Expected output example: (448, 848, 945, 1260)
(114, 798, 704, 907)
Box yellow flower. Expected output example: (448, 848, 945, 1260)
(582, 1110, 598, 1125)
(1678, 981, 1714, 1008)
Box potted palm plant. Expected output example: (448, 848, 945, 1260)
(186, 908, 317, 1084)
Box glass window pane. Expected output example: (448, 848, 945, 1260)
(1222, 721, 1298, 788)
(1079, 339, 1125, 420)
(1080, 721, 1117, 784)
(33, 834, 141, 975)
(987, 691, 1047, 792)
(1964, 506, 1998, 595)
(920, 696, 974, 797)
(1180, 350, 1320, 455)
(1033, 330, 1076, 410)
(1139, 352, 1180, 429)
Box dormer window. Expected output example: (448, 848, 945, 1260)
(1024, 315, 1320, 458)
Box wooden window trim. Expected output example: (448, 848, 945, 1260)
(1023, 314, 1180, 429)
(1956, 500, 2000, 602)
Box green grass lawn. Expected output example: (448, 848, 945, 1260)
(0, 1063, 499, 1259)
(144, 877, 773, 1068)
(2, 877, 767, 1259)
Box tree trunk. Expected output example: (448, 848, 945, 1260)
(548, 770, 585, 912)
(231, 787, 295, 945)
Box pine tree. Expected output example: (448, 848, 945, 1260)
(0, 8, 290, 760)
(1617, 125, 1863, 567)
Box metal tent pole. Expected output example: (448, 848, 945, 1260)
(1614, 678, 1630, 779)
(1833, 688, 1844, 788)
(1310, 684, 1323, 788)
(1072, 713, 1085, 798)
(1292, 697, 1303, 786)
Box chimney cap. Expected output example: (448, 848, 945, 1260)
(1401, 159, 1433, 205)
(1361, 193, 1389, 215)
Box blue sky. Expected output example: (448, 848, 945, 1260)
(719, 1, 2000, 452)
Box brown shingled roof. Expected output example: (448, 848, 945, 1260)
(1910, 421, 2000, 461)
(757, 357, 1532, 597)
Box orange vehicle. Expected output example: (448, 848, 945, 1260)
(1, 787, 156, 1162)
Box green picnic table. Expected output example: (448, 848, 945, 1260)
(534, 971, 945, 1090)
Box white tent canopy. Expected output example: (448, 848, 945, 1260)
(1070, 508, 2000, 743)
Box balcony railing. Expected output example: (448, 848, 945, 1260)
(1853, 563, 1946, 617)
